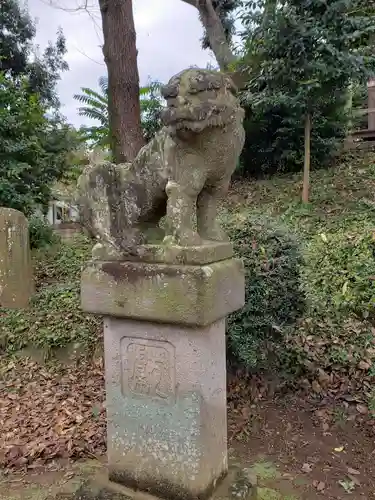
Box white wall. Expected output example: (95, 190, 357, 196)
(47, 201, 80, 225)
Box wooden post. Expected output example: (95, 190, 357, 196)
(302, 113, 311, 204)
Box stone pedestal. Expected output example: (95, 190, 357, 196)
(0, 208, 33, 308)
(81, 248, 244, 500)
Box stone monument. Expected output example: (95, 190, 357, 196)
(79, 69, 246, 500)
(0, 208, 33, 308)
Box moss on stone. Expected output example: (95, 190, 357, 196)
(258, 488, 299, 500)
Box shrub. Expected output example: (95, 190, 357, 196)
(224, 213, 305, 370)
(302, 227, 375, 319)
(238, 98, 347, 178)
(0, 234, 98, 355)
(28, 216, 58, 249)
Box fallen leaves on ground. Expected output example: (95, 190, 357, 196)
(0, 356, 106, 472)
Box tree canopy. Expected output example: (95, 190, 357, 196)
(241, 0, 375, 115)
(0, 0, 77, 215)
(0, 0, 68, 108)
(238, 0, 375, 184)
(0, 74, 78, 215)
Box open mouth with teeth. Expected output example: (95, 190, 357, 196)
(161, 103, 236, 132)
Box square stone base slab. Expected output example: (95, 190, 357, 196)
(103, 317, 228, 500)
(92, 241, 234, 266)
(54, 466, 257, 500)
(81, 258, 244, 327)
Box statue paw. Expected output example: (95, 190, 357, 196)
(200, 224, 229, 242)
(92, 242, 123, 260)
(163, 230, 202, 247)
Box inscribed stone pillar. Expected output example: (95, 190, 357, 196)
(81, 246, 244, 500)
(0, 208, 33, 308)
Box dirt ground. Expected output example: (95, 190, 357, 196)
(1, 357, 375, 499)
(230, 393, 375, 499)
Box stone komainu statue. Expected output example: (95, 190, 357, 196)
(77, 68, 245, 257)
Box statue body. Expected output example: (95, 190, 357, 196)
(78, 68, 245, 257)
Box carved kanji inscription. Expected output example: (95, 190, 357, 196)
(121, 338, 175, 400)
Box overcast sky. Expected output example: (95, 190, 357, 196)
(28, 0, 213, 126)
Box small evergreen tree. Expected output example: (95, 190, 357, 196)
(240, 0, 375, 199)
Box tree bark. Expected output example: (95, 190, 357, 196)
(98, 0, 145, 163)
(181, 0, 237, 71)
(302, 113, 311, 204)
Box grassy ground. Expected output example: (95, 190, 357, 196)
(225, 152, 375, 236)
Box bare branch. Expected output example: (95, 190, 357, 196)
(38, 0, 104, 64)
(39, 0, 92, 13)
(73, 45, 105, 66)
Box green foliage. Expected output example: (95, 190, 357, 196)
(238, 0, 375, 176)
(75, 76, 109, 148)
(0, 0, 35, 75)
(224, 213, 305, 369)
(0, 235, 100, 355)
(241, 0, 375, 112)
(0, 74, 79, 215)
(140, 81, 164, 142)
(239, 95, 348, 177)
(28, 216, 58, 249)
(0, 0, 68, 108)
(351, 82, 368, 130)
(303, 227, 375, 319)
(75, 77, 163, 148)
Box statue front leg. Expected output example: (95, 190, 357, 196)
(197, 177, 231, 242)
(164, 180, 203, 246)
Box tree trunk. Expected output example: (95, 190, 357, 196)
(262, 0, 277, 28)
(98, 0, 145, 163)
(302, 113, 311, 204)
(181, 0, 237, 71)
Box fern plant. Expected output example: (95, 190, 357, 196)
(74, 77, 163, 148)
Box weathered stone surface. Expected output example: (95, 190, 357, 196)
(91, 241, 234, 265)
(81, 258, 244, 326)
(77, 68, 245, 258)
(52, 465, 257, 500)
(104, 316, 228, 500)
(0, 207, 33, 308)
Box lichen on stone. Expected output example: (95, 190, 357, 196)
(77, 68, 245, 260)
